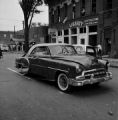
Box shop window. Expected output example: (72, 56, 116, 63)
(80, 27, 86, 33)
(89, 25, 97, 33)
(64, 29, 69, 35)
(64, 37, 69, 44)
(91, 0, 96, 14)
(58, 31, 62, 36)
(80, 39, 85, 45)
(71, 36, 77, 44)
(71, 28, 77, 34)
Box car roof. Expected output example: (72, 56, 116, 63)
(73, 44, 93, 47)
(27, 43, 72, 54)
(32, 43, 71, 47)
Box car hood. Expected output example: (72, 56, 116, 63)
(54, 55, 103, 69)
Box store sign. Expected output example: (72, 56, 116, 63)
(69, 18, 98, 28)
(69, 21, 83, 28)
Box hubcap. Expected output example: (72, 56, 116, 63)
(58, 74, 69, 91)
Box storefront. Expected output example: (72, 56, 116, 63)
(49, 17, 98, 46)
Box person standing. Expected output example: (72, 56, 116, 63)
(97, 44, 102, 58)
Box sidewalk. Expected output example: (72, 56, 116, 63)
(103, 57, 118, 68)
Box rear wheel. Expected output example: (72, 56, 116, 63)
(57, 73, 71, 92)
(19, 65, 29, 75)
(18, 58, 30, 75)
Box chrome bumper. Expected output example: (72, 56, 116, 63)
(70, 72, 112, 86)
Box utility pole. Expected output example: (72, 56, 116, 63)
(14, 25, 16, 36)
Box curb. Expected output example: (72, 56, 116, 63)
(103, 58, 118, 68)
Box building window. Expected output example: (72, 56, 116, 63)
(4, 34, 7, 38)
(72, 0, 76, 19)
(80, 27, 86, 33)
(89, 25, 97, 32)
(33, 34, 38, 38)
(51, 9, 54, 24)
(64, 29, 69, 35)
(71, 28, 77, 34)
(91, 0, 96, 14)
(80, 38, 85, 44)
(71, 36, 77, 44)
(58, 31, 62, 36)
(106, 0, 112, 10)
(57, 6, 60, 22)
(81, 0, 85, 16)
(64, 37, 69, 43)
(52, 38, 56, 43)
(64, 3, 68, 17)
(10, 34, 13, 38)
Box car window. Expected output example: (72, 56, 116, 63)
(75, 46, 85, 54)
(49, 45, 77, 56)
(86, 47, 96, 56)
(29, 46, 50, 56)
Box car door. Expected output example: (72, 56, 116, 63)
(29, 46, 51, 79)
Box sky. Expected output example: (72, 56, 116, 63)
(0, 0, 49, 31)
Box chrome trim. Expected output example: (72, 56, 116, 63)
(82, 68, 105, 76)
(30, 64, 68, 73)
(71, 72, 112, 86)
(48, 67, 68, 73)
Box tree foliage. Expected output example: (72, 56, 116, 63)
(19, 0, 43, 53)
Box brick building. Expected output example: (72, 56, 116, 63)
(47, 0, 118, 58)
(0, 31, 14, 45)
(29, 25, 49, 44)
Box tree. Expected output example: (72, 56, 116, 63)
(19, 0, 43, 53)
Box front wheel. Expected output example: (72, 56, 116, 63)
(57, 73, 71, 92)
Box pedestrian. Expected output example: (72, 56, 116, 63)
(97, 44, 102, 58)
(0, 47, 3, 59)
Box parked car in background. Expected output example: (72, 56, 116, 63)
(73, 44, 97, 57)
(0, 44, 9, 52)
(15, 43, 112, 92)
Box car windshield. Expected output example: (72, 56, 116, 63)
(49, 45, 77, 56)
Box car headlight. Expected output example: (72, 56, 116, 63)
(76, 64, 82, 73)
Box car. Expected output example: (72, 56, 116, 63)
(15, 43, 112, 92)
(0, 44, 9, 52)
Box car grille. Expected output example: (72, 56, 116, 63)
(83, 68, 106, 79)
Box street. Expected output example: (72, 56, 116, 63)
(0, 53, 118, 120)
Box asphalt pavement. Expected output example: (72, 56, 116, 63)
(0, 52, 118, 120)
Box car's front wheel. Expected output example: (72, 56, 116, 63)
(57, 73, 71, 92)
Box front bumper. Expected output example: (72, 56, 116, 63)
(69, 72, 112, 86)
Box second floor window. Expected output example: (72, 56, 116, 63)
(81, 0, 85, 16)
(72, 0, 76, 19)
(57, 6, 60, 22)
(107, 0, 112, 10)
(91, 0, 96, 14)
(64, 3, 67, 17)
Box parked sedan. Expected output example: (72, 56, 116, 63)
(15, 43, 112, 92)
